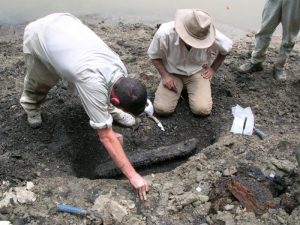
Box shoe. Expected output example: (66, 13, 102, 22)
(238, 62, 263, 73)
(110, 107, 136, 127)
(273, 67, 287, 81)
(27, 111, 42, 128)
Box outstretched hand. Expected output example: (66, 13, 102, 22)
(129, 173, 150, 201)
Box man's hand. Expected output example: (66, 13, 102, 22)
(202, 67, 215, 80)
(98, 128, 150, 201)
(129, 173, 150, 201)
(151, 59, 178, 93)
(162, 74, 178, 93)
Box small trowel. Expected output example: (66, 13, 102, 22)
(144, 99, 165, 131)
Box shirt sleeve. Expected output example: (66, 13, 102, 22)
(211, 29, 233, 55)
(74, 71, 113, 129)
(147, 28, 168, 59)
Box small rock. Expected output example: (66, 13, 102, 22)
(170, 186, 184, 195)
(235, 206, 246, 214)
(224, 204, 235, 211)
(152, 182, 161, 189)
(26, 182, 34, 190)
(198, 194, 209, 203)
(276, 216, 286, 224)
(223, 166, 237, 176)
(261, 212, 269, 219)
(120, 199, 135, 209)
(35, 171, 41, 177)
(194, 202, 211, 216)
(14, 187, 36, 204)
(178, 192, 199, 206)
(216, 211, 235, 225)
(92, 196, 128, 224)
(271, 158, 296, 173)
(0, 192, 17, 208)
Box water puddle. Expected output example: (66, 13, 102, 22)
(1, 0, 265, 33)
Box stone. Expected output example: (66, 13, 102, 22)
(228, 176, 275, 215)
(92, 196, 128, 225)
(223, 166, 237, 176)
(26, 182, 34, 190)
(14, 187, 36, 204)
(271, 158, 296, 173)
(198, 195, 209, 203)
(224, 204, 235, 211)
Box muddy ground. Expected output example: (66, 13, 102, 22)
(0, 15, 299, 225)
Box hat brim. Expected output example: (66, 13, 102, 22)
(175, 9, 216, 49)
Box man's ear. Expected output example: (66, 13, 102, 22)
(111, 96, 120, 106)
(110, 89, 121, 106)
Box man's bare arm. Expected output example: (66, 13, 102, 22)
(202, 53, 227, 80)
(211, 53, 227, 72)
(97, 127, 149, 200)
(151, 58, 178, 93)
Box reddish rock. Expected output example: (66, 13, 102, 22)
(228, 176, 275, 215)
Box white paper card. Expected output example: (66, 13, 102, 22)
(230, 104, 254, 135)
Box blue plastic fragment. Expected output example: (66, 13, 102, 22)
(57, 204, 87, 215)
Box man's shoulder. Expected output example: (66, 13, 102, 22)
(213, 29, 233, 54)
(215, 29, 233, 45)
(155, 21, 176, 37)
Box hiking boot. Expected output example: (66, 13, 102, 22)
(27, 111, 42, 128)
(274, 67, 287, 81)
(110, 107, 136, 127)
(238, 62, 263, 73)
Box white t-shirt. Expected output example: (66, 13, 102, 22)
(23, 13, 128, 129)
(147, 21, 233, 76)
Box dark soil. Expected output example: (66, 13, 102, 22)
(0, 16, 299, 225)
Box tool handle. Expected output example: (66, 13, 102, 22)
(57, 204, 87, 215)
(254, 127, 267, 140)
(148, 115, 165, 131)
(148, 115, 160, 124)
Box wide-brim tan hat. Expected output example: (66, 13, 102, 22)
(175, 9, 216, 49)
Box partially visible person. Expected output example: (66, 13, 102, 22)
(239, 0, 300, 80)
(147, 9, 233, 116)
(20, 13, 149, 200)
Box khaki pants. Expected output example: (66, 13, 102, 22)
(20, 54, 59, 114)
(251, 0, 300, 69)
(154, 72, 212, 116)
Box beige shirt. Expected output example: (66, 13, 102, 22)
(147, 21, 233, 76)
(23, 13, 127, 129)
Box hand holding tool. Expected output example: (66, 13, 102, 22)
(144, 99, 165, 131)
